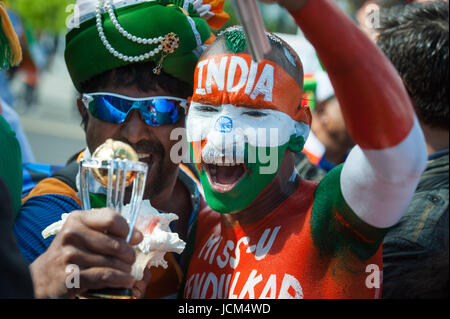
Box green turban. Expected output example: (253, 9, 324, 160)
(65, 0, 229, 91)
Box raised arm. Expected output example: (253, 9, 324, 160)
(269, 0, 427, 229)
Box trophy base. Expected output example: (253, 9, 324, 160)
(81, 288, 135, 299)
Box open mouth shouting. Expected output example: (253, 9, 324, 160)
(204, 160, 248, 193)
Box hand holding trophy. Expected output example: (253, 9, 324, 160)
(79, 139, 148, 299)
(41, 139, 186, 299)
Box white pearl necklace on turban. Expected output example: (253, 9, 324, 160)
(96, 0, 163, 63)
(95, 0, 180, 73)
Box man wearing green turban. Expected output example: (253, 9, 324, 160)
(14, 0, 228, 299)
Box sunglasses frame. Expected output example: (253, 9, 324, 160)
(81, 92, 189, 125)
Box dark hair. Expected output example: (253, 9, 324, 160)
(376, 1, 449, 130)
(78, 61, 193, 130)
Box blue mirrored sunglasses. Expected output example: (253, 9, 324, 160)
(81, 93, 188, 126)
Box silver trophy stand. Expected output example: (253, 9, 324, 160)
(79, 157, 148, 299)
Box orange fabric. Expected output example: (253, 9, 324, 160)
(0, 3, 22, 66)
(145, 252, 184, 298)
(22, 178, 82, 207)
(205, 33, 216, 45)
(184, 179, 382, 299)
(76, 151, 85, 162)
(203, 0, 230, 30)
(192, 54, 311, 125)
(302, 149, 321, 166)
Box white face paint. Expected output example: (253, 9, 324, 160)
(186, 102, 310, 164)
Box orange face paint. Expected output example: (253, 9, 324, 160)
(192, 54, 311, 125)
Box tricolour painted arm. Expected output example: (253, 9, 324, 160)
(292, 0, 427, 228)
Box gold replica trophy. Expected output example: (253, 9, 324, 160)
(79, 139, 148, 299)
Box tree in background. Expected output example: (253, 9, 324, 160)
(3, 0, 75, 113)
(222, 0, 298, 34)
(7, 0, 75, 33)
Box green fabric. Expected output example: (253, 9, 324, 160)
(193, 134, 305, 214)
(65, 1, 213, 91)
(223, 28, 247, 54)
(89, 192, 107, 209)
(303, 75, 317, 110)
(311, 164, 389, 261)
(0, 115, 23, 217)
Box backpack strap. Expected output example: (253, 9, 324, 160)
(21, 162, 81, 207)
(177, 213, 198, 299)
(50, 162, 79, 192)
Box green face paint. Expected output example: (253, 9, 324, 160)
(191, 135, 304, 214)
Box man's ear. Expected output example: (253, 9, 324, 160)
(76, 98, 89, 131)
(287, 134, 305, 154)
(76, 98, 85, 117)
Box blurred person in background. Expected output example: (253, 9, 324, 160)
(0, 1, 21, 106)
(354, 0, 406, 40)
(3, 0, 52, 113)
(302, 71, 354, 173)
(351, 0, 444, 41)
(376, 0, 449, 298)
(0, 117, 34, 298)
(0, 97, 36, 164)
(0, 1, 34, 298)
(0, 1, 35, 163)
(293, 74, 326, 181)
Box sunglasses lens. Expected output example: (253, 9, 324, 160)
(88, 95, 183, 126)
(89, 95, 133, 124)
(140, 99, 180, 126)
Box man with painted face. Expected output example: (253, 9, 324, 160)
(13, 0, 228, 299)
(181, 0, 428, 299)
